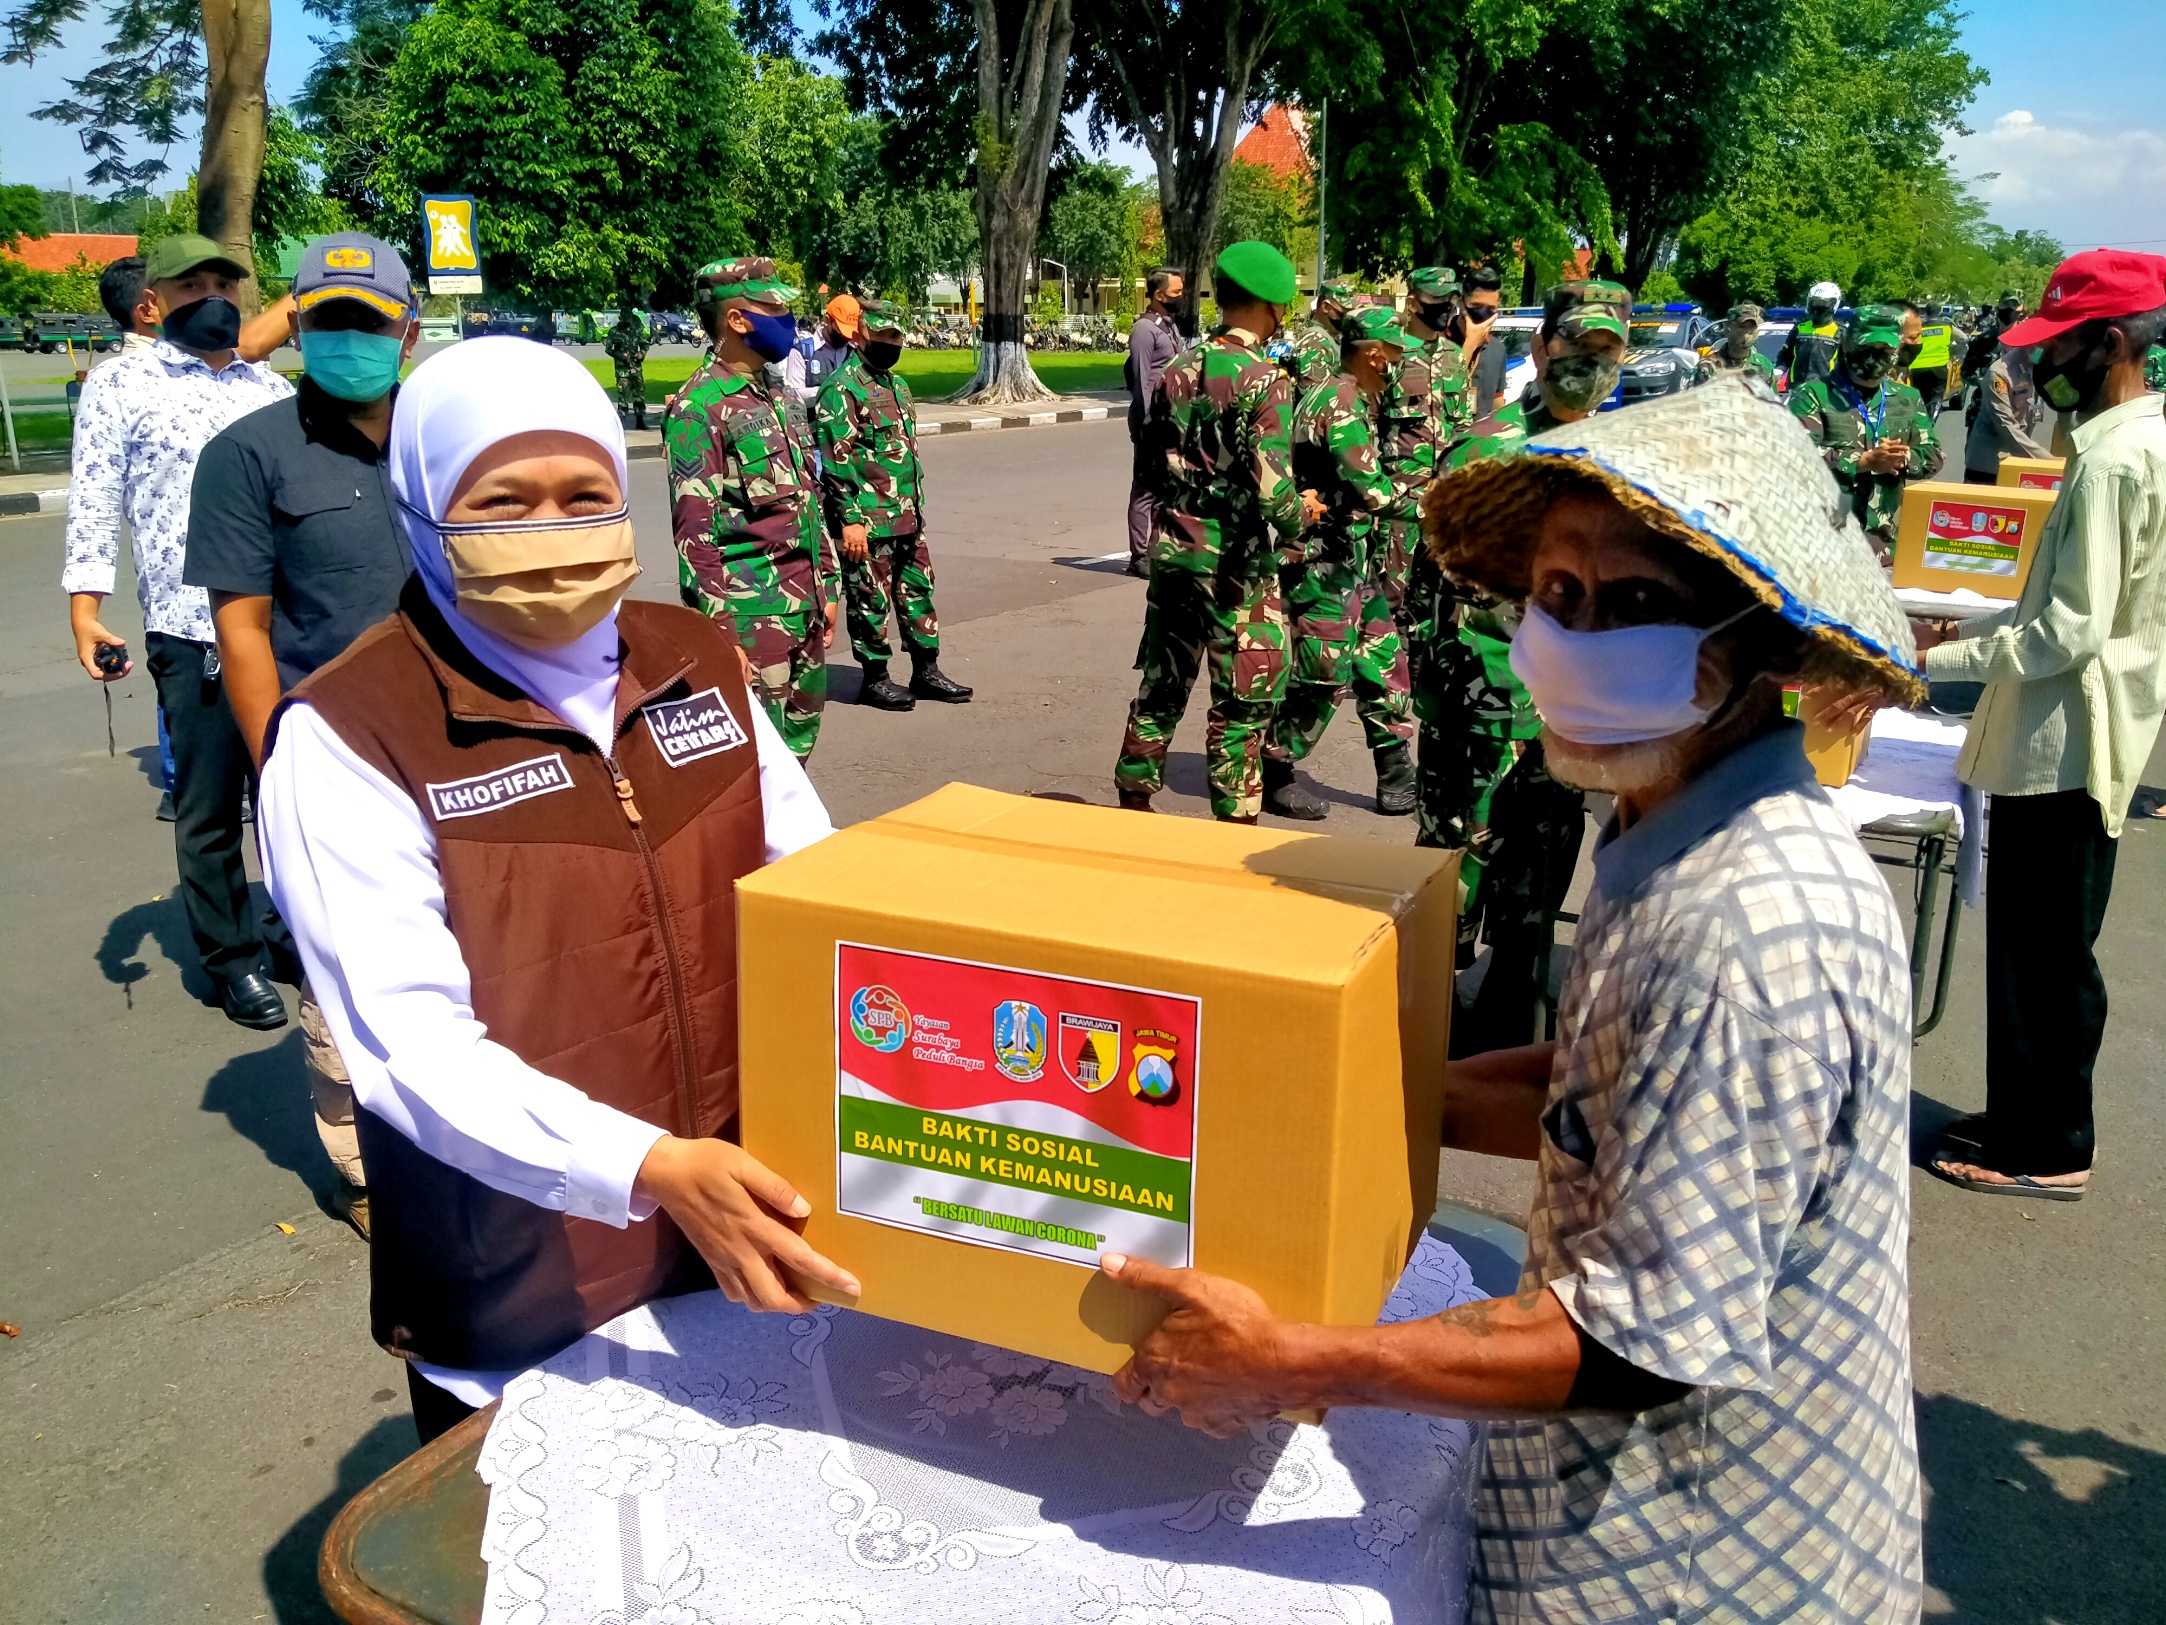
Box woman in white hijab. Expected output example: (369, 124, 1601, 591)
(260, 337, 855, 1443)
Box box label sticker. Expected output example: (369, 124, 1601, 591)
(835, 943, 1199, 1269)
(1922, 498, 2027, 576)
(2015, 470, 2063, 491)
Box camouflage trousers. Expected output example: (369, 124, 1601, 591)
(1376, 518, 1420, 627)
(842, 526, 940, 664)
(1115, 553, 1288, 821)
(1267, 549, 1413, 762)
(614, 362, 646, 421)
(679, 548, 828, 758)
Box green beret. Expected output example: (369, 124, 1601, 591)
(1340, 304, 1410, 351)
(1406, 266, 1460, 300)
(856, 296, 908, 333)
(1316, 278, 1360, 307)
(1847, 304, 1904, 350)
(1215, 240, 1298, 306)
(693, 256, 798, 310)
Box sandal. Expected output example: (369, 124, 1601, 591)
(1928, 1156, 2089, 1202)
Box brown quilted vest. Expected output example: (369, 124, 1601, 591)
(274, 580, 765, 1371)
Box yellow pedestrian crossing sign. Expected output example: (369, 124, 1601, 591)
(422, 195, 482, 293)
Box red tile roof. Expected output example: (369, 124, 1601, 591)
(7, 233, 139, 272)
(1233, 106, 1311, 179)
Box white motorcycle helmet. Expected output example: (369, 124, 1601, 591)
(1806, 280, 1842, 317)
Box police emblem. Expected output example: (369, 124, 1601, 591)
(1059, 1013, 1120, 1093)
(1128, 1028, 1180, 1104)
(992, 1000, 1047, 1083)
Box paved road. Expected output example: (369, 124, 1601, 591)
(2, 415, 2162, 1621)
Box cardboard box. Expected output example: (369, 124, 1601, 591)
(737, 785, 1459, 1373)
(1997, 455, 2065, 492)
(1892, 480, 2055, 600)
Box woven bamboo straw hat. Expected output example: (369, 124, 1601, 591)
(1423, 376, 1926, 705)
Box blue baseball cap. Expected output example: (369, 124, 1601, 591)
(294, 233, 415, 322)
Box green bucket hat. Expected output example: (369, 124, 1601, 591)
(693, 256, 799, 312)
(144, 232, 252, 283)
(1340, 304, 1410, 351)
(1846, 304, 1904, 351)
(1406, 267, 1460, 301)
(1424, 378, 1926, 707)
(1215, 241, 1298, 306)
(1545, 279, 1631, 341)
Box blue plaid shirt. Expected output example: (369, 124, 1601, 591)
(1475, 723, 1922, 1625)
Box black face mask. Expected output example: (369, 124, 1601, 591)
(1445, 312, 1468, 343)
(1896, 340, 1923, 369)
(162, 295, 242, 353)
(1807, 299, 1835, 324)
(2031, 338, 2113, 414)
(863, 341, 903, 371)
(1416, 301, 1453, 333)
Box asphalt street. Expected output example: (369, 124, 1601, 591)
(2, 413, 2162, 1621)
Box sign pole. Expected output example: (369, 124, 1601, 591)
(0, 358, 19, 472)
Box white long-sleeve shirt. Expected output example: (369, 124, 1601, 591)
(62, 339, 293, 641)
(261, 692, 831, 1227)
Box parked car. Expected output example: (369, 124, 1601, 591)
(462, 307, 558, 343)
(1492, 309, 1544, 409)
(650, 310, 702, 347)
(1617, 304, 1715, 406)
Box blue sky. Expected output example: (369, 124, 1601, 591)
(3, 0, 2159, 256)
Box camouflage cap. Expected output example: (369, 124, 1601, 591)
(1406, 267, 1460, 301)
(1315, 278, 1360, 308)
(693, 256, 799, 311)
(1543, 279, 1632, 341)
(856, 296, 908, 336)
(1846, 304, 1904, 351)
(1340, 304, 1410, 352)
(1727, 302, 1765, 324)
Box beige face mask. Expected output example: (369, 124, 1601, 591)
(428, 507, 641, 647)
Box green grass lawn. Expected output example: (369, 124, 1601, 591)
(580, 348, 1125, 403)
(4, 410, 72, 451)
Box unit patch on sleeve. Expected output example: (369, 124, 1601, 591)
(424, 754, 576, 821)
(642, 686, 749, 768)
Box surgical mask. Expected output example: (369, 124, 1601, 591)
(1844, 350, 1893, 387)
(863, 340, 903, 371)
(2030, 341, 2111, 414)
(410, 502, 641, 647)
(1542, 351, 1621, 413)
(1509, 602, 1754, 745)
(741, 309, 797, 363)
(161, 295, 242, 353)
(300, 328, 405, 401)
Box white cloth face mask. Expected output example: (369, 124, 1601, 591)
(1509, 601, 1755, 746)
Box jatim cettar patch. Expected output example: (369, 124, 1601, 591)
(833, 943, 1200, 1269)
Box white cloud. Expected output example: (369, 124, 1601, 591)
(1946, 109, 2166, 252)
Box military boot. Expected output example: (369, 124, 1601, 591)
(1374, 743, 1417, 816)
(1118, 790, 1154, 813)
(859, 661, 916, 711)
(1262, 757, 1328, 821)
(909, 650, 973, 703)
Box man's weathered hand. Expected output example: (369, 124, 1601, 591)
(634, 1136, 859, 1313)
(843, 524, 870, 563)
(1102, 1254, 1291, 1437)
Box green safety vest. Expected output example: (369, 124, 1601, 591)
(1913, 324, 1952, 370)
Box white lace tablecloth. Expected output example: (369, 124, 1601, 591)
(474, 1234, 1485, 1625)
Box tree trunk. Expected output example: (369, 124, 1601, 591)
(197, 0, 274, 316)
(958, 0, 1074, 406)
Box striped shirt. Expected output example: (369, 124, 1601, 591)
(1474, 723, 1922, 1625)
(1926, 392, 2166, 836)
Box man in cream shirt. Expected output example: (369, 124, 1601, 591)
(1917, 250, 2166, 1202)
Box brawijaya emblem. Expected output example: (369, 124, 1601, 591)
(1059, 1013, 1120, 1093)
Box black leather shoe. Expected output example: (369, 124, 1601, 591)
(1262, 757, 1327, 821)
(220, 971, 289, 1031)
(1118, 790, 1155, 812)
(909, 653, 973, 703)
(1374, 744, 1417, 816)
(859, 662, 917, 710)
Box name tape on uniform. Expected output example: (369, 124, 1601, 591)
(642, 686, 748, 768)
(425, 754, 575, 821)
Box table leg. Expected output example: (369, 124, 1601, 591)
(1916, 843, 1965, 1040)
(1908, 835, 1946, 1038)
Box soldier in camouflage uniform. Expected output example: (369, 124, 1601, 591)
(816, 297, 971, 709)
(1412, 280, 1630, 1051)
(2145, 343, 2166, 394)
(1281, 279, 1360, 395)
(1698, 302, 1779, 391)
(1788, 303, 1943, 558)
(666, 257, 837, 758)
(1263, 304, 1411, 820)
(1115, 241, 1303, 824)
(605, 304, 651, 430)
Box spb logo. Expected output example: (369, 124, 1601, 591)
(849, 985, 910, 1053)
(1129, 1029, 1181, 1105)
(992, 1000, 1047, 1082)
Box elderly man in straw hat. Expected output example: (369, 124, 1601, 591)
(1099, 378, 1926, 1625)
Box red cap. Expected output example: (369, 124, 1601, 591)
(1999, 249, 2166, 348)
